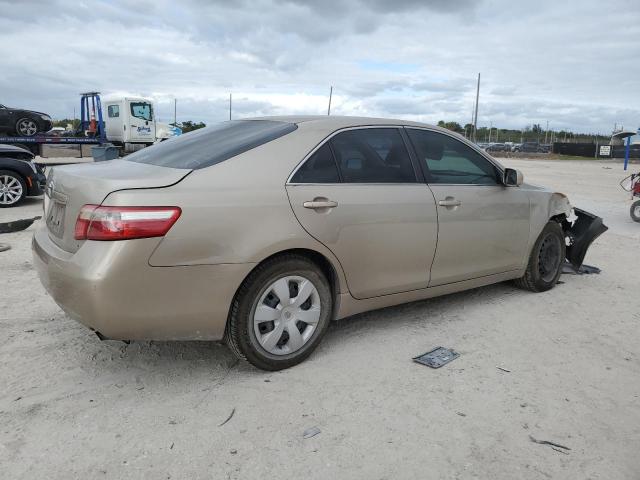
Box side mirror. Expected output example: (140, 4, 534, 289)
(504, 168, 523, 186)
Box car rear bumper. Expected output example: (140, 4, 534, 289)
(32, 224, 255, 341)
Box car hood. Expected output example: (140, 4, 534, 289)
(8, 108, 49, 117)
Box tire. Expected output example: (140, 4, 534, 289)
(15, 117, 39, 136)
(514, 221, 565, 292)
(225, 254, 333, 371)
(630, 200, 640, 223)
(0, 170, 27, 207)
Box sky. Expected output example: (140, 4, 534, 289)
(0, 0, 638, 134)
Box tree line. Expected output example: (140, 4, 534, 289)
(436, 121, 610, 144)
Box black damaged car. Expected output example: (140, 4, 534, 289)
(0, 144, 46, 207)
(0, 103, 52, 136)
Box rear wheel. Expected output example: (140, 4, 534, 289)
(225, 255, 332, 371)
(0, 170, 27, 207)
(630, 200, 640, 223)
(514, 221, 565, 292)
(16, 117, 38, 136)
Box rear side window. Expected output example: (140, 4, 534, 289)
(107, 105, 119, 118)
(329, 129, 416, 183)
(126, 120, 298, 170)
(291, 143, 340, 183)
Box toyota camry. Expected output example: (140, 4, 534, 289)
(33, 116, 607, 370)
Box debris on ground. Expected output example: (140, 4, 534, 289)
(562, 261, 601, 275)
(0, 216, 41, 234)
(413, 347, 459, 368)
(303, 426, 321, 439)
(456, 412, 467, 417)
(496, 366, 511, 373)
(0, 243, 10, 252)
(529, 435, 571, 452)
(230, 449, 238, 455)
(218, 407, 235, 427)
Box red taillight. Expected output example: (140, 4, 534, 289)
(74, 205, 181, 241)
(74, 204, 99, 240)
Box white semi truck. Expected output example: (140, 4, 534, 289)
(102, 96, 181, 152)
(0, 94, 181, 157)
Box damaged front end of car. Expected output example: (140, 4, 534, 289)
(562, 208, 608, 269)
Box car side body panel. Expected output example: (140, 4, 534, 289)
(31, 116, 607, 343)
(427, 184, 530, 285)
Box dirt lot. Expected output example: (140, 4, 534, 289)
(1, 158, 639, 479)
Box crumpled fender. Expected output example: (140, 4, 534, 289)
(527, 190, 607, 269)
(549, 192, 572, 218)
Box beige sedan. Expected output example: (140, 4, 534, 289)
(33, 116, 607, 370)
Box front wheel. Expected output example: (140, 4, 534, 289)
(15, 117, 39, 136)
(225, 255, 332, 371)
(630, 200, 640, 223)
(0, 170, 27, 207)
(514, 221, 565, 292)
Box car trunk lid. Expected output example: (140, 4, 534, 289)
(44, 160, 190, 253)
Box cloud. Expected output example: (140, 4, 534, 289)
(0, 0, 638, 133)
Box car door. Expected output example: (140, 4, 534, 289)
(405, 128, 530, 287)
(127, 100, 155, 143)
(286, 127, 438, 299)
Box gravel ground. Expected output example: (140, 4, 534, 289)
(1, 158, 639, 479)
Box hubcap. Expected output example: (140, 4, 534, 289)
(634, 205, 640, 218)
(0, 175, 23, 205)
(253, 275, 321, 356)
(18, 119, 37, 136)
(538, 233, 562, 282)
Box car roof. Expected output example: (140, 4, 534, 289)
(249, 115, 441, 130)
(0, 144, 35, 158)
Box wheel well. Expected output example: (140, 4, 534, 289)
(0, 168, 25, 183)
(256, 248, 339, 295)
(226, 248, 342, 330)
(550, 213, 567, 224)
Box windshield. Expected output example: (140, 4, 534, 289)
(130, 102, 153, 121)
(125, 120, 298, 169)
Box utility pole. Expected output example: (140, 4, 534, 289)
(229, 93, 232, 121)
(173, 98, 177, 126)
(544, 120, 549, 144)
(327, 86, 333, 116)
(473, 73, 480, 142)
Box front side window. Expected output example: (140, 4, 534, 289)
(291, 143, 340, 183)
(130, 102, 153, 121)
(107, 105, 119, 118)
(407, 129, 500, 185)
(329, 128, 416, 183)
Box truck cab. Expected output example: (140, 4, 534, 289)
(103, 97, 156, 151)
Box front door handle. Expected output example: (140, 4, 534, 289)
(303, 199, 338, 209)
(438, 198, 462, 207)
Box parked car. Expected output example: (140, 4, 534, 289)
(32, 117, 607, 370)
(485, 143, 505, 152)
(0, 104, 53, 136)
(0, 144, 46, 207)
(512, 142, 547, 153)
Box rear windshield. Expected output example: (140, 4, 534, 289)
(126, 120, 298, 169)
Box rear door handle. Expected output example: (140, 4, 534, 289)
(438, 198, 462, 207)
(303, 199, 338, 209)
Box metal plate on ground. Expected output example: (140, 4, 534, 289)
(413, 347, 459, 368)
